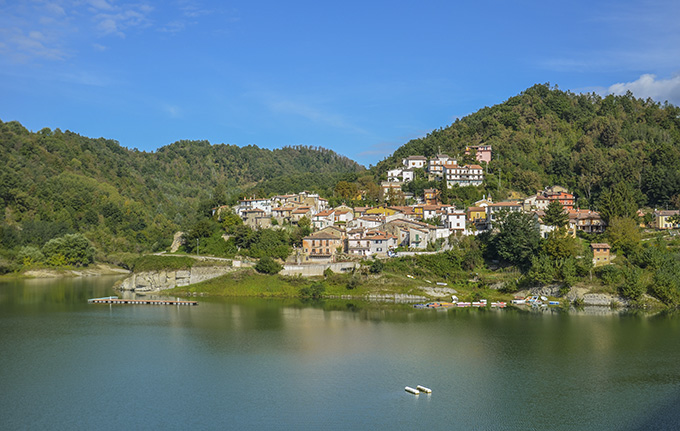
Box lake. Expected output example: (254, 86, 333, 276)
(1, 276, 679, 430)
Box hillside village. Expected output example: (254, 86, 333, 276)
(221, 147, 680, 268)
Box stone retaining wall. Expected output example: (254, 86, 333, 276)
(116, 265, 235, 291)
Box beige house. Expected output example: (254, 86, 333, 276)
(301, 231, 344, 263)
(654, 210, 680, 229)
(591, 243, 612, 266)
(568, 210, 605, 236)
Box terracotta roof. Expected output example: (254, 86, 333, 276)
(590, 243, 611, 249)
(656, 210, 680, 216)
(489, 201, 521, 207)
(304, 231, 342, 240)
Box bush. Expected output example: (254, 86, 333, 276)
(255, 256, 282, 274)
(17, 246, 45, 266)
(369, 258, 384, 274)
(42, 233, 94, 267)
(596, 265, 622, 285)
(346, 275, 361, 290)
(299, 281, 325, 299)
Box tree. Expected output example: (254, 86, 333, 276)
(490, 211, 542, 270)
(42, 233, 95, 267)
(297, 216, 311, 229)
(369, 258, 384, 274)
(334, 181, 358, 200)
(543, 200, 568, 228)
(543, 230, 578, 260)
(598, 182, 639, 225)
(254, 256, 282, 274)
(439, 178, 450, 204)
(606, 217, 641, 256)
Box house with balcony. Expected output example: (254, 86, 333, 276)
(347, 230, 397, 257)
(301, 230, 345, 263)
(567, 209, 606, 235)
(442, 162, 484, 187)
(427, 154, 452, 178)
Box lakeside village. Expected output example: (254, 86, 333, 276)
(208, 146, 679, 307)
(220, 145, 679, 267)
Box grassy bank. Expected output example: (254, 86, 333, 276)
(167, 267, 519, 302)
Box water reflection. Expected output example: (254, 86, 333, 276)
(1, 277, 679, 431)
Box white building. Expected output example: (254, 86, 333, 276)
(428, 154, 452, 178)
(402, 155, 427, 170)
(236, 198, 272, 218)
(442, 163, 484, 187)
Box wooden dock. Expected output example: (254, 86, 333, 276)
(88, 296, 198, 306)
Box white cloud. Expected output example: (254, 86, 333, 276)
(0, 1, 155, 62)
(608, 74, 680, 105)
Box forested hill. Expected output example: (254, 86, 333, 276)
(375, 84, 680, 208)
(0, 120, 363, 255)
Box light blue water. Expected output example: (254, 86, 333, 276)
(1, 277, 679, 430)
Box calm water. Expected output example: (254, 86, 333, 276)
(1, 277, 679, 431)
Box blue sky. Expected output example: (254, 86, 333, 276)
(1, 0, 679, 167)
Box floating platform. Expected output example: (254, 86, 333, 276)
(405, 386, 420, 395)
(88, 296, 198, 306)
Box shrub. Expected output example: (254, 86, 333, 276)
(42, 233, 94, 267)
(299, 281, 325, 299)
(17, 246, 45, 266)
(369, 258, 384, 274)
(255, 256, 282, 274)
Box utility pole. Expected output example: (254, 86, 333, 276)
(498, 166, 501, 191)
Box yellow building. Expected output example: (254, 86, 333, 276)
(365, 206, 398, 217)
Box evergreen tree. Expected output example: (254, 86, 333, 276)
(543, 200, 568, 228)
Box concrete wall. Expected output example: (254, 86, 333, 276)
(281, 262, 359, 276)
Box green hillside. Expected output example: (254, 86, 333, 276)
(0, 120, 363, 260)
(375, 84, 680, 209)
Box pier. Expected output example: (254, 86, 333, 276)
(88, 296, 198, 306)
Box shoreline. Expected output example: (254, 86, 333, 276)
(3, 264, 130, 279)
